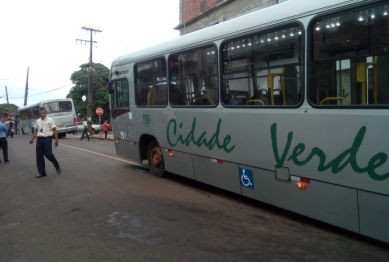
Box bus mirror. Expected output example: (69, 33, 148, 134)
(108, 82, 114, 94)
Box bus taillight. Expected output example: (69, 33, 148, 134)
(73, 118, 77, 125)
(296, 182, 307, 189)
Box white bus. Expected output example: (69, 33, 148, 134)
(109, 0, 389, 243)
(18, 98, 77, 138)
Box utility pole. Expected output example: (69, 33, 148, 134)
(76, 27, 102, 135)
(5, 85, 10, 117)
(24, 67, 29, 106)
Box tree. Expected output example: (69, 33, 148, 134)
(0, 104, 18, 117)
(67, 63, 110, 123)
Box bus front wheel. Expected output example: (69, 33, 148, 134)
(147, 140, 165, 177)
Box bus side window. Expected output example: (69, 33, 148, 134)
(169, 46, 217, 107)
(135, 58, 167, 107)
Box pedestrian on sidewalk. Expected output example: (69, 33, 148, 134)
(102, 120, 109, 140)
(29, 107, 61, 178)
(0, 116, 11, 164)
(80, 117, 90, 141)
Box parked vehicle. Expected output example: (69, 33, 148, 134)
(76, 122, 101, 134)
(18, 99, 77, 138)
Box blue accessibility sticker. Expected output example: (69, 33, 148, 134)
(239, 167, 254, 189)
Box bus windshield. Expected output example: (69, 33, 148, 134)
(42, 101, 72, 113)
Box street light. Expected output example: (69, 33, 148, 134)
(81, 94, 92, 135)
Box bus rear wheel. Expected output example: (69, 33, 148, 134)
(147, 140, 165, 177)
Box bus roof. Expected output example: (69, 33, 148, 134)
(18, 98, 74, 112)
(111, 0, 371, 67)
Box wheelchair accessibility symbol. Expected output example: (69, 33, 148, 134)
(239, 167, 254, 189)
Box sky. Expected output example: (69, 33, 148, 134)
(0, 0, 179, 108)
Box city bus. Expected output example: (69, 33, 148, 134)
(108, 0, 389, 243)
(18, 98, 77, 138)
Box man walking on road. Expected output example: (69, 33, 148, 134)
(29, 107, 61, 178)
(0, 116, 11, 164)
(80, 117, 90, 141)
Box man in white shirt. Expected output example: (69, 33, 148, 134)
(80, 117, 90, 141)
(29, 107, 61, 178)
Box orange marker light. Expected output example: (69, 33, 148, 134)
(296, 182, 306, 189)
(168, 149, 174, 157)
(115, 138, 120, 144)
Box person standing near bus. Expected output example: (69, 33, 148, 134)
(102, 120, 109, 140)
(29, 107, 61, 178)
(6, 118, 14, 138)
(0, 116, 11, 164)
(80, 117, 90, 141)
(14, 118, 18, 135)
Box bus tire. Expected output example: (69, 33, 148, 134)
(147, 140, 165, 177)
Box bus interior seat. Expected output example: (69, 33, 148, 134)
(148, 85, 168, 105)
(201, 86, 216, 105)
(170, 87, 185, 105)
(229, 92, 248, 105)
(247, 88, 269, 105)
(189, 96, 211, 105)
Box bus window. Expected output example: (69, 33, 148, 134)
(222, 26, 302, 107)
(134, 58, 167, 106)
(114, 79, 129, 108)
(310, 3, 389, 106)
(169, 45, 218, 106)
(42, 101, 72, 113)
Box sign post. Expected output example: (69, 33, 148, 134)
(96, 107, 104, 125)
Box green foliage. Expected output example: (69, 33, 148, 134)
(0, 104, 19, 117)
(66, 63, 110, 123)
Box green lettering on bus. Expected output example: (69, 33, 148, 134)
(167, 118, 235, 153)
(271, 123, 389, 181)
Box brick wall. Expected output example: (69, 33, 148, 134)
(179, 0, 278, 35)
(182, 0, 201, 23)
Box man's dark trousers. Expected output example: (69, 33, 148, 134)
(0, 137, 9, 162)
(80, 127, 90, 141)
(36, 137, 59, 175)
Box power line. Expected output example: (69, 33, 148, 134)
(8, 83, 72, 99)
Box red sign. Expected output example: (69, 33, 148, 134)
(96, 107, 104, 116)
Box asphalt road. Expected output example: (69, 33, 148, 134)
(0, 134, 388, 262)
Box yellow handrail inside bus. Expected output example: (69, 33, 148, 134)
(246, 99, 265, 105)
(320, 97, 350, 105)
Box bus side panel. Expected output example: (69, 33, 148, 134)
(162, 149, 194, 179)
(241, 166, 359, 233)
(359, 191, 389, 243)
(115, 140, 140, 163)
(192, 155, 242, 194)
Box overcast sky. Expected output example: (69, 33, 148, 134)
(0, 0, 179, 108)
